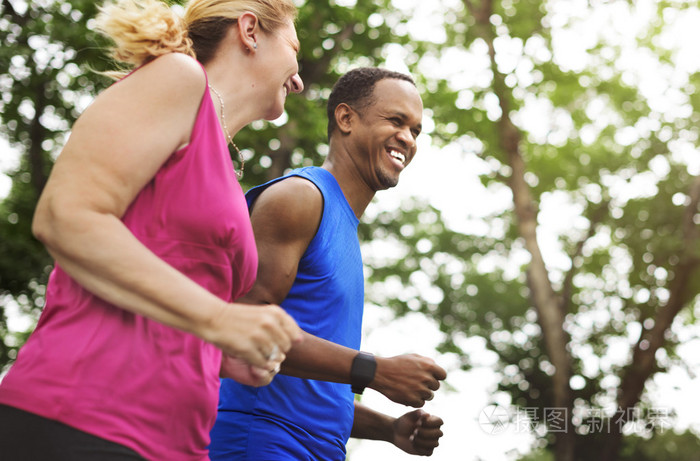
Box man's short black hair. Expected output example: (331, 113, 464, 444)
(326, 67, 415, 141)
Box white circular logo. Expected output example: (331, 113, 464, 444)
(478, 404, 510, 434)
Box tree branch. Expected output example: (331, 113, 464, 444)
(621, 173, 700, 406)
(602, 174, 700, 461)
(682, 174, 700, 251)
(463, 0, 475, 15)
(560, 199, 610, 312)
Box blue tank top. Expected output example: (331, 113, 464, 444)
(211, 167, 364, 460)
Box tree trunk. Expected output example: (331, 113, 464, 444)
(267, 123, 296, 182)
(28, 81, 49, 195)
(464, 1, 575, 459)
(500, 77, 575, 461)
(4, 0, 46, 195)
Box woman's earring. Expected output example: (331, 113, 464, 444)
(253, 42, 257, 50)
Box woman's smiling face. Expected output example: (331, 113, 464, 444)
(256, 18, 303, 120)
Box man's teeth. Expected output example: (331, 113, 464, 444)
(389, 150, 405, 164)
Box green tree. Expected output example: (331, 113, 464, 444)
(0, 0, 110, 369)
(361, 0, 700, 460)
(520, 429, 700, 461)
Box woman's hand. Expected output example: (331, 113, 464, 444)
(220, 354, 278, 387)
(205, 303, 302, 370)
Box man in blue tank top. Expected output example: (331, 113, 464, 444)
(210, 68, 447, 460)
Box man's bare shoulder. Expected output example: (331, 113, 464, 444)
(251, 176, 324, 241)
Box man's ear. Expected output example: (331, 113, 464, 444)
(335, 103, 356, 135)
(237, 12, 259, 53)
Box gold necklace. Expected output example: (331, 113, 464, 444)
(208, 84, 245, 179)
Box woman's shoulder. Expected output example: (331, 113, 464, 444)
(148, 52, 202, 73)
(130, 53, 206, 96)
(89, 53, 207, 153)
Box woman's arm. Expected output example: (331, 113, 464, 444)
(33, 53, 300, 368)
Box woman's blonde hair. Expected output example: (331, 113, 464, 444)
(95, 0, 297, 75)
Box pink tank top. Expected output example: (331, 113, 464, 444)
(0, 61, 257, 460)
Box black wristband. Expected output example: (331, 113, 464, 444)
(350, 351, 376, 394)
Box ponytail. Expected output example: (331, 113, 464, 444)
(95, 0, 298, 78)
(95, 0, 194, 78)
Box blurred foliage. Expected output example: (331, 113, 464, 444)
(358, 0, 700, 459)
(519, 429, 700, 461)
(619, 429, 700, 461)
(0, 0, 111, 369)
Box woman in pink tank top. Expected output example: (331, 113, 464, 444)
(0, 0, 304, 459)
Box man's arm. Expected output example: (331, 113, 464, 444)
(351, 402, 444, 456)
(241, 177, 446, 407)
(281, 335, 446, 407)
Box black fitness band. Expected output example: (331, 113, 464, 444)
(350, 351, 377, 394)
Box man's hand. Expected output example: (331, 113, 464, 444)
(370, 354, 447, 407)
(392, 409, 444, 456)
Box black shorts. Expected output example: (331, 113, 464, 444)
(0, 404, 145, 460)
